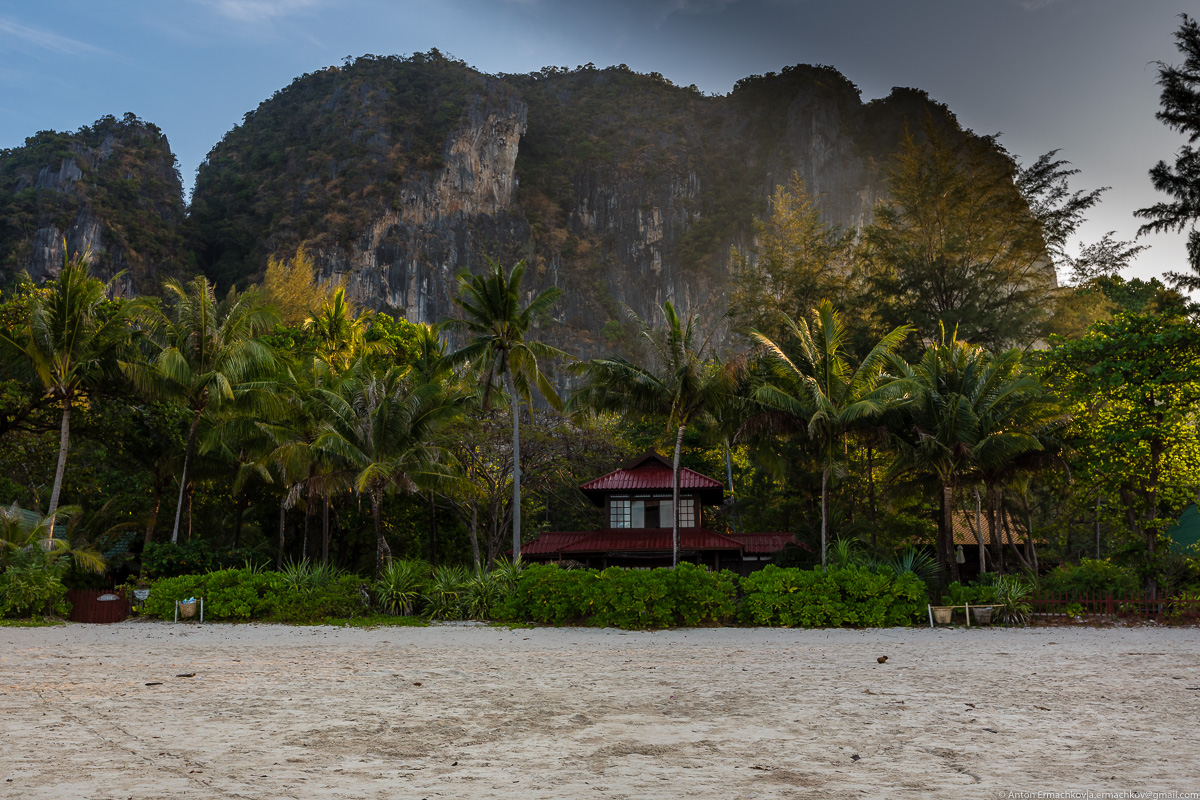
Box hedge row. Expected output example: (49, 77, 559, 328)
(138, 563, 929, 629)
(494, 563, 927, 629)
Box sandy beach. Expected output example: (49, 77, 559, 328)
(1, 621, 1198, 799)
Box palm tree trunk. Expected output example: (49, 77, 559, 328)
(140, 479, 162, 578)
(467, 502, 481, 571)
(302, 484, 313, 562)
(988, 484, 1003, 575)
(672, 424, 686, 568)
(820, 466, 829, 570)
(371, 488, 387, 577)
(505, 370, 522, 560)
(867, 442, 877, 545)
(45, 396, 72, 541)
(723, 437, 739, 534)
(170, 407, 204, 544)
(232, 493, 247, 552)
(276, 497, 286, 570)
(185, 484, 194, 543)
(427, 490, 437, 566)
(322, 495, 330, 565)
(939, 482, 954, 585)
(975, 486, 986, 575)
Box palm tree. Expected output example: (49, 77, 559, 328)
(444, 257, 569, 560)
(888, 327, 1023, 583)
(125, 276, 279, 543)
(571, 301, 729, 567)
(968, 350, 1063, 573)
(304, 287, 389, 371)
(312, 360, 464, 575)
(752, 300, 911, 568)
(0, 248, 133, 537)
(0, 503, 105, 576)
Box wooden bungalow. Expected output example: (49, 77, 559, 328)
(522, 451, 795, 572)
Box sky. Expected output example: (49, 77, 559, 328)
(0, 0, 1193, 284)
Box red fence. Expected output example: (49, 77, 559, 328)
(67, 589, 128, 624)
(1031, 590, 1200, 622)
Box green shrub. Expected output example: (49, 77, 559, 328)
(991, 575, 1033, 625)
(424, 565, 469, 620)
(739, 565, 926, 628)
(941, 581, 997, 606)
(375, 559, 428, 615)
(1042, 559, 1140, 599)
(0, 564, 70, 618)
(495, 563, 739, 630)
(144, 568, 368, 622)
(270, 574, 368, 623)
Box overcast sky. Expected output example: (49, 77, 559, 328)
(0, 0, 1193, 283)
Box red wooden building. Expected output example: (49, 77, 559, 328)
(522, 451, 795, 572)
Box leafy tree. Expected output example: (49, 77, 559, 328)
(1135, 13, 1200, 288)
(0, 249, 134, 535)
(571, 301, 729, 566)
(1042, 313, 1200, 594)
(444, 257, 568, 560)
(752, 300, 911, 567)
(862, 119, 1054, 350)
(125, 276, 280, 543)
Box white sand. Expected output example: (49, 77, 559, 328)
(1, 621, 1198, 799)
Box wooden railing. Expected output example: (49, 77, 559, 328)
(1031, 590, 1200, 622)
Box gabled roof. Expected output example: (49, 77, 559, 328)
(579, 450, 724, 506)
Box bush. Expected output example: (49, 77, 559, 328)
(739, 565, 926, 628)
(0, 564, 70, 618)
(142, 540, 253, 579)
(143, 567, 369, 622)
(375, 559, 428, 615)
(1042, 559, 1140, 599)
(941, 581, 996, 606)
(495, 563, 739, 630)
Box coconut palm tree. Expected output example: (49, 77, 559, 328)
(312, 360, 464, 575)
(888, 327, 1035, 583)
(444, 257, 569, 560)
(304, 288, 389, 372)
(752, 300, 911, 568)
(125, 276, 279, 543)
(571, 301, 730, 567)
(968, 350, 1064, 573)
(0, 248, 134, 537)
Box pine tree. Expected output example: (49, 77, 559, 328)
(1135, 14, 1200, 288)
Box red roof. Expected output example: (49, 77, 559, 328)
(727, 532, 797, 554)
(524, 528, 745, 555)
(579, 451, 724, 506)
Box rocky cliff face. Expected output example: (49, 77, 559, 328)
(182, 55, 995, 356)
(0, 114, 185, 292)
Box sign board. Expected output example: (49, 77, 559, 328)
(98, 593, 120, 602)
(133, 589, 150, 601)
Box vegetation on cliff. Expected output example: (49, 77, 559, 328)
(0, 113, 185, 290)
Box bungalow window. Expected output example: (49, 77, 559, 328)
(609, 497, 696, 528)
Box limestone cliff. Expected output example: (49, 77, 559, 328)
(0, 114, 185, 292)
(184, 54, 997, 356)
(189, 56, 984, 355)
